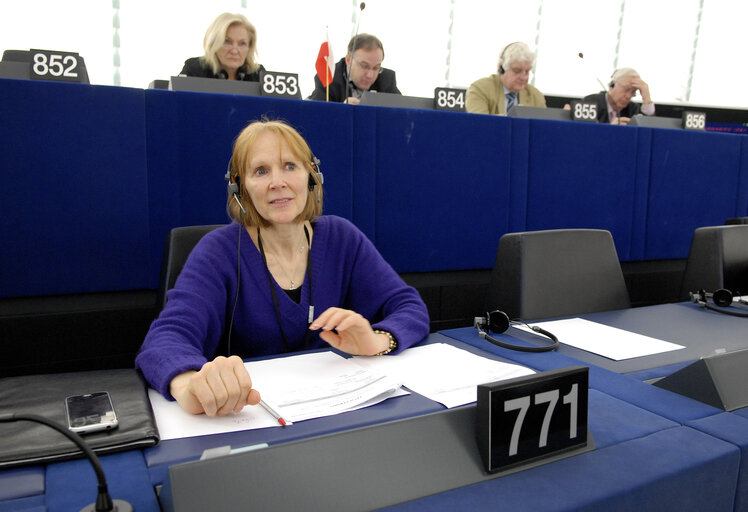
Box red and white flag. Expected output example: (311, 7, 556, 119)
(315, 31, 335, 88)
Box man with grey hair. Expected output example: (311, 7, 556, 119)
(582, 67, 654, 125)
(466, 41, 546, 115)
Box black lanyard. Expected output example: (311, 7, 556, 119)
(257, 224, 314, 352)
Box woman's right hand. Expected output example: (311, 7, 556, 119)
(169, 355, 261, 416)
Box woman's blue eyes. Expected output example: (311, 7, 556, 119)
(253, 163, 297, 176)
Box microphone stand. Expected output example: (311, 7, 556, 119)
(346, 2, 366, 103)
(0, 413, 133, 512)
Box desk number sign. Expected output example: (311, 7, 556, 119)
(29, 49, 84, 82)
(434, 87, 466, 112)
(570, 100, 598, 122)
(260, 71, 302, 99)
(682, 111, 706, 131)
(477, 366, 591, 473)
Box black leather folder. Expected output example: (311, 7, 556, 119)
(0, 369, 159, 468)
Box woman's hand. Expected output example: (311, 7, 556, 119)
(311, 307, 390, 356)
(169, 355, 261, 416)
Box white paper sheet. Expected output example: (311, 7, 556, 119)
(521, 318, 685, 360)
(149, 351, 403, 441)
(250, 352, 403, 422)
(354, 343, 534, 408)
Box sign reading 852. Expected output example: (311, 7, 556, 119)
(30, 49, 83, 82)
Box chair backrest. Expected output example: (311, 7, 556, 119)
(725, 217, 748, 225)
(484, 229, 630, 320)
(679, 224, 748, 301)
(156, 225, 225, 311)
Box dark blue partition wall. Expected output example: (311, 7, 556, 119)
(372, 108, 514, 272)
(1, 78, 746, 298)
(0, 79, 150, 296)
(523, 120, 642, 261)
(645, 129, 745, 260)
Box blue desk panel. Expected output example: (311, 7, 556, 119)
(3, 78, 747, 299)
(688, 412, 748, 512)
(0, 78, 150, 297)
(372, 107, 514, 272)
(523, 120, 642, 261)
(646, 128, 746, 259)
(381, 426, 739, 512)
(45, 450, 158, 512)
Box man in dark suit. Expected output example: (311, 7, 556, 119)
(582, 68, 654, 125)
(310, 33, 400, 104)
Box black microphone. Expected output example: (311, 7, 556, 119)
(0, 413, 133, 512)
(346, 2, 366, 102)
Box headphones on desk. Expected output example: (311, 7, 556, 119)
(474, 310, 559, 352)
(690, 289, 748, 318)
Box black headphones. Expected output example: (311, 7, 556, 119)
(474, 310, 559, 352)
(217, 69, 247, 80)
(690, 289, 748, 317)
(224, 154, 325, 210)
(498, 41, 522, 74)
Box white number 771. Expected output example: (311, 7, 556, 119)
(504, 384, 578, 456)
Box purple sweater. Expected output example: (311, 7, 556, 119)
(136, 215, 430, 398)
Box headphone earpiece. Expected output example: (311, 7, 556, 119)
(308, 154, 324, 199)
(474, 310, 558, 353)
(498, 41, 522, 75)
(225, 159, 246, 216)
(690, 289, 748, 317)
(225, 160, 240, 197)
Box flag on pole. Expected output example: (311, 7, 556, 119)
(315, 31, 335, 90)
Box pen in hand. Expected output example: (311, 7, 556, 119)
(259, 399, 287, 426)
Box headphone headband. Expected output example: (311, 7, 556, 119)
(474, 310, 558, 352)
(690, 289, 748, 317)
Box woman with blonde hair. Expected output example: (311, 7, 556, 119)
(180, 12, 264, 81)
(136, 119, 429, 417)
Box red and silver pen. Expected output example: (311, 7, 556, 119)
(259, 399, 287, 426)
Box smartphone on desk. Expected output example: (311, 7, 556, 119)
(65, 391, 119, 434)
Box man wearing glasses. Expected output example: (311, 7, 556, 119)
(466, 42, 546, 115)
(310, 33, 400, 104)
(582, 68, 654, 125)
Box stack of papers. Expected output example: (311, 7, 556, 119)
(148, 344, 537, 439)
(149, 351, 402, 441)
(354, 343, 534, 408)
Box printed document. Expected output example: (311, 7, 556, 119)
(354, 343, 534, 408)
(149, 351, 402, 440)
(521, 318, 685, 360)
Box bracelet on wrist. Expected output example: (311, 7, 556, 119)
(373, 330, 398, 356)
